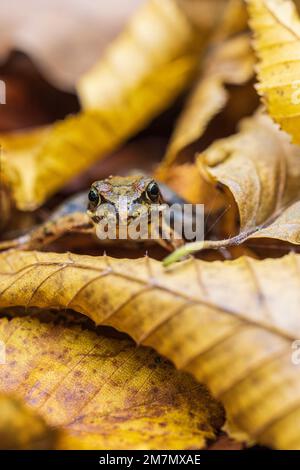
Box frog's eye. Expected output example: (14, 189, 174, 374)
(146, 181, 160, 202)
(88, 188, 100, 206)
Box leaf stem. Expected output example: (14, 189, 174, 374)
(163, 231, 253, 266)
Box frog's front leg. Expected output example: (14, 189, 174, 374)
(151, 211, 185, 252)
(0, 192, 93, 252)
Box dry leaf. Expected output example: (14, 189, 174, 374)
(0, 0, 202, 211)
(163, 34, 255, 166)
(0, 393, 59, 449)
(248, 200, 300, 243)
(0, 316, 223, 449)
(1, 250, 300, 448)
(198, 111, 300, 231)
(247, 0, 300, 144)
(165, 111, 300, 262)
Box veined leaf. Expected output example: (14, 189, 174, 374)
(247, 0, 300, 143)
(1, 250, 300, 448)
(248, 200, 300, 243)
(0, 316, 223, 449)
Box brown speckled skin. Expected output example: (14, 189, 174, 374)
(88, 175, 164, 223)
(93, 175, 161, 204)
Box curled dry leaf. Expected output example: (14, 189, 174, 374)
(163, 34, 255, 167)
(164, 111, 300, 263)
(249, 200, 300, 243)
(198, 112, 300, 232)
(0, 0, 202, 211)
(1, 250, 300, 448)
(0, 316, 223, 449)
(247, 0, 300, 144)
(0, 393, 59, 449)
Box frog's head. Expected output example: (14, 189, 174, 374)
(87, 176, 163, 231)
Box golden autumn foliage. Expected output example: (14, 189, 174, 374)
(0, 250, 300, 449)
(4, 0, 300, 453)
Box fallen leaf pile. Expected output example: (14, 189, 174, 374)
(2, 0, 300, 451)
(0, 251, 300, 448)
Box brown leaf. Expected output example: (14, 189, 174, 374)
(198, 111, 300, 231)
(0, 316, 223, 449)
(0, 250, 300, 448)
(164, 111, 300, 263)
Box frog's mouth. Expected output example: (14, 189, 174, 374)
(87, 203, 152, 224)
(87, 210, 151, 226)
(87, 198, 169, 243)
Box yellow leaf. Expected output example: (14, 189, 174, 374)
(1, 250, 300, 448)
(0, 0, 207, 211)
(0, 394, 59, 449)
(247, 0, 300, 143)
(0, 316, 223, 449)
(163, 34, 255, 166)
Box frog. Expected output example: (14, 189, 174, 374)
(0, 175, 185, 253)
